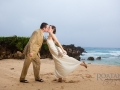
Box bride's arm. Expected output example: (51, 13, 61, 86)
(49, 33, 67, 54)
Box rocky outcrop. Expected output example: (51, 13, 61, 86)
(0, 44, 85, 61)
(62, 44, 86, 61)
(0, 37, 85, 61)
(0, 45, 24, 60)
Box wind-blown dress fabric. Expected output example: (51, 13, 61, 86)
(47, 39, 81, 78)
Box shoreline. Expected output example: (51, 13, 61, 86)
(80, 59, 120, 66)
(86, 62, 120, 66)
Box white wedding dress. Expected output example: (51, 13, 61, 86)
(47, 39, 82, 78)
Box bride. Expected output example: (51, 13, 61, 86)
(47, 25, 87, 82)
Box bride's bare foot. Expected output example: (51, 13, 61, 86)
(58, 78, 62, 82)
(80, 61, 87, 68)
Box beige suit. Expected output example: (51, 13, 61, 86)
(20, 29, 43, 81)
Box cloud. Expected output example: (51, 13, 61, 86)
(0, 0, 120, 47)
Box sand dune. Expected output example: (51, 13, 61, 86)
(0, 59, 120, 90)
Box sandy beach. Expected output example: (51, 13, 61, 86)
(0, 59, 120, 90)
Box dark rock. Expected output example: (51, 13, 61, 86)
(13, 51, 25, 59)
(13, 53, 18, 59)
(62, 44, 86, 61)
(96, 57, 101, 60)
(87, 57, 94, 61)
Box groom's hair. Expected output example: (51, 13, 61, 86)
(40, 22, 48, 29)
(50, 25, 56, 34)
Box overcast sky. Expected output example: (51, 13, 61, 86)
(0, 0, 120, 48)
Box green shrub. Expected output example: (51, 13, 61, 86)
(0, 36, 29, 51)
(0, 36, 49, 51)
(42, 43, 49, 50)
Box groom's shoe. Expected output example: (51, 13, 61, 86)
(35, 79, 44, 82)
(20, 80, 29, 83)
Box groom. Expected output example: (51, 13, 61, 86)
(20, 22, 49, 83)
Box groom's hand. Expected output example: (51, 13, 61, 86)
(29, 53, 33, 57)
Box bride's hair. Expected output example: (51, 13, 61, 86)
(50, 25, 56, 34)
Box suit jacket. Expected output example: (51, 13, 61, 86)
(23, 29, 43, 58)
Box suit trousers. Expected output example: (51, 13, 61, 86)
(20, 54, 41, 81)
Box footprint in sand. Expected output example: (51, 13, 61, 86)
(85, 74, 92, 78)
(61, 86, 64, 89)
(10, 68, 14, 70)
(46, 76, 49, 79)
(52, 79, 80, 83)
(52, 79, 57, 81)
(43, 72, 54, 75)
(79, 70, 83, 72)
(65, 80, 80, 83)
(85, 70, 89, 72)
(81, 76, 85, 79)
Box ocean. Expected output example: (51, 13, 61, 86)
(80, 47, 120, 66)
